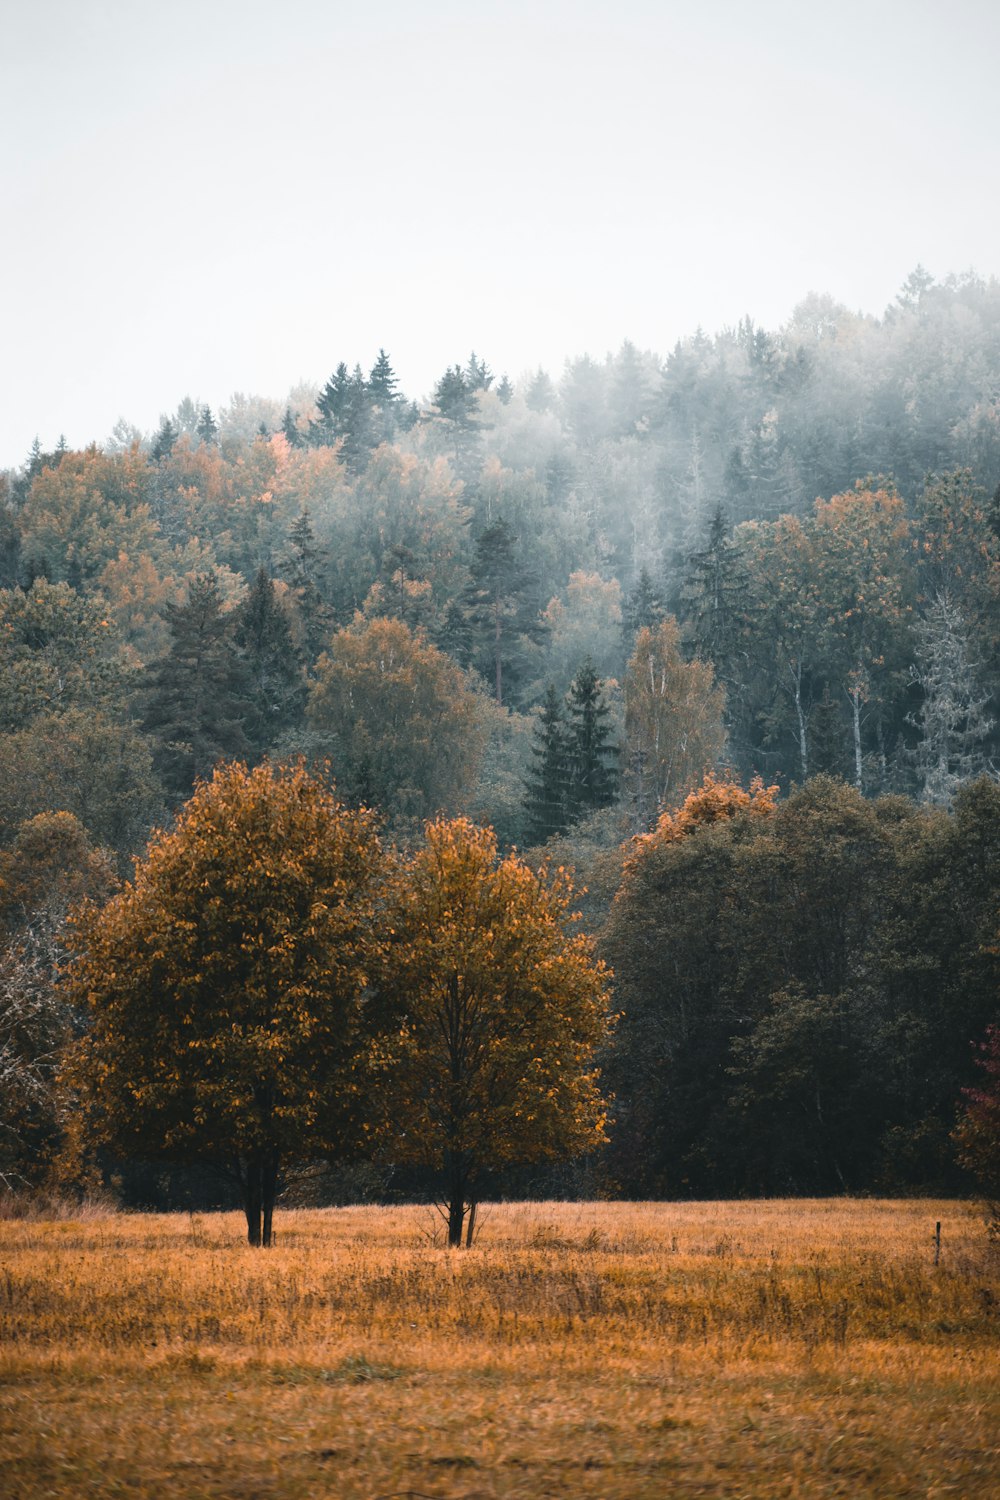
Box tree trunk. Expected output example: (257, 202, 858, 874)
(445, 1148, 468, 1248)
(494, 600, 503, 705)
(244, 1158, 263, 1247)
(465, 1200, 478, 1248)
(262, 1150, 279, 1248)
(791, 659, 808, 780)
(850, 686, 863, 791)
(242, 1151, 280, 1247)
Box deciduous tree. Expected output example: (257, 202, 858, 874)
(63, 761, 384, 1246)
(370, 818, 613, 1246)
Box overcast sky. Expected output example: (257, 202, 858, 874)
(2, 0, 998, 466)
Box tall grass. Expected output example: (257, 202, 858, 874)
(2, 1199, 997, 1498)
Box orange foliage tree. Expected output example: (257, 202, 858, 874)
(62, 761, 384, 1246)
(370, 817, 614, 1246)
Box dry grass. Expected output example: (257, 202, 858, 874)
(2, 1199, 998, 1498)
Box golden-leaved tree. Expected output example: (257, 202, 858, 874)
(370, 817, 613, 1247)
(62, 760, 384, 1246)
(623, 617, 726, 827)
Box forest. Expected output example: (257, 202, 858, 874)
(2, 266, 1000, 1214)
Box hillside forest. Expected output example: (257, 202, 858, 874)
(2, 268, 1000, 1216)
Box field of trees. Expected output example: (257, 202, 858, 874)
(2, 1199, 997, 1498)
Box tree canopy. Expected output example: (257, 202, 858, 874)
(63, 760, 385, 1245)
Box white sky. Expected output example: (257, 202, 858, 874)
(2, 0, 998, 465)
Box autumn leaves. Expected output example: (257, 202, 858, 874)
(63, 762, 613, 1247)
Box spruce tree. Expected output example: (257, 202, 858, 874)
(566, 657, 619, 818)
(284, 509, 332, 663)
(525, 685, 570, 842)
(312, 362, 351, 443)
(151, 417, 178, 462)
(234, 568, 306, 758)
(622, 567, 665, 645)
(142, 572, 250, 797)
(281, 407, 301, 447)
(465, 518, 545, 707)
(196, 406, 218, 444)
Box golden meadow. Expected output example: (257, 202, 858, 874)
(2, 1198, 998, 1498)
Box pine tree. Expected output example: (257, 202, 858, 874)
(496, 374, 513, 405)
(234, 568, 306, 758)
(525, 685, 571, 842)
(565, 657, 619, 818)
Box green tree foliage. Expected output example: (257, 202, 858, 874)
(306, 615, 487, 825)
(233, 568, 305, 760)
(953, 1026, 1000, 1232)
(0, 711, 163, 862)
(565, 657, 619, 819)
(604, 772, 1000, 1196)
(0, 580, 132, 731)
(370, 817, 613, 1246)
(141, 572, 251, 797)
(63, 761, 385, 1246)
(464, 517, 546, 707)
(525, 684, 571, 843)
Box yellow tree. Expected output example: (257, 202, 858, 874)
(371, 817, 613, 1246)
(62, 761, 384, 1246)
(623, 617, 726, 827)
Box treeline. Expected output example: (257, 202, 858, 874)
(1, 269, 999, 1207)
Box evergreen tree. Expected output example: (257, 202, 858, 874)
(465, 517, 545, 707)
(281, 407, 302, 447)
(367, 348, 400, 405)
(367, 349, 403, 445)
(910, 592, 994, 805)
(465, 351, 493, 392)
(314, 362, 351, 434)
(339, 363, 377, 473)
(681, 506, 756, 771)
(196, 406, 218, 444)
(151, 417, 178, 462)
(234, 568, 306, 759)
(565, 657, 619, 817)
(496, 374, 513, 405)
(432, 365, 473, 426)
(525, 684, 570, 842)
(525, 369, 556, 413)
(622, 567, 665, 646)
(284, 509, 332, 662)
(142, 572, 250, 797)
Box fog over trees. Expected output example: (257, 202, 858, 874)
(2, 268, 1000, 1209)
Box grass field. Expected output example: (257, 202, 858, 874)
(1, 1198, 998, 1498)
